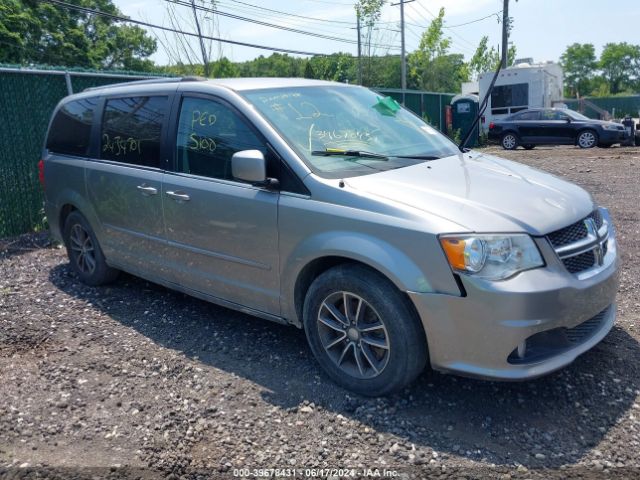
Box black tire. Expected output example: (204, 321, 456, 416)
(63, 211, 119, 286)
(523, 144, 535, 150)
(501, 132, 519, 150)
(303, 264, 428, 396)
(577, 129, 598, 149)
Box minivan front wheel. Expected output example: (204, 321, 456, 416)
(63, 211, 119, 286)
(303, 265, 427, 396)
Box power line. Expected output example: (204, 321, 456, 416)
(446, 11, 502, 28)
(42, 0, 329, 57)
(414, 2, 476, 49)
(215, 0, 357, 37)
(297, 0, 356, 5)
(226, 0, 355, 25)
(167, 0, 400, 50)
(220, 1, 404, 36)
(403, 8, 476, 55)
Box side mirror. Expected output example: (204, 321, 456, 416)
(232, 150, 266, 183)
(565, 117, 572, 123)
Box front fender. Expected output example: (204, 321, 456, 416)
(280, 230, 441, 324)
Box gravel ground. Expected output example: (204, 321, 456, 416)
(1, 145, 639, 480)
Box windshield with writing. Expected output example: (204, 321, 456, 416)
(242, 86, 459, 178)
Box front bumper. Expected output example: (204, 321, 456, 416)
(409, 224, 619, 380)
(599, 129, 629, 143)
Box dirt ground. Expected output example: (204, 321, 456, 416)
(1, 145, 639, 479)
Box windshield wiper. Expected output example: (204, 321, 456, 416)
(311, 149, 389, 160)
(392, 154, 441, 160)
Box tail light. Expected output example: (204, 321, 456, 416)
(489, 122, 495, 130)
(38, 159, 45, 190)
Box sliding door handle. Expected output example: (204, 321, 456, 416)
(136, 184, 158, 196)
(166, 190, 191, 202)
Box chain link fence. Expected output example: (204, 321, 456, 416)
(0, 66, 162, 238)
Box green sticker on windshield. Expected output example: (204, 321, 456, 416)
(372, 96, 401, 116)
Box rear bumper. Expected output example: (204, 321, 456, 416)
(408, 229, 618, 380)
(487, 130, 502, 142)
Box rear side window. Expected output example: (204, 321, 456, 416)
(513, 111, 539, 121)
(46, 98, 98, 156)
(100, 96, 167, 168)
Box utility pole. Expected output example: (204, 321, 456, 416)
(501, 0, 509, 68)
(392, 0, 414, 104)
(191, 0, 210, 78)
(400, 0, 406, 98)
(356, 13, 362, 85)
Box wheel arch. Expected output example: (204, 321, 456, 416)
(283, 232, 433, 328)
(575, 127, 598, 145)
(53, 189, 105, 248)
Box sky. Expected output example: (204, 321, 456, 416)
(113, 0, 640, 66)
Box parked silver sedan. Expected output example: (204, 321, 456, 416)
(42, 78, 618, 395)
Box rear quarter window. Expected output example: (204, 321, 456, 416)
(100, 96, 167, 168)
(46, 98, 98, 157)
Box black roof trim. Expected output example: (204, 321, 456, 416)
(83, 76, 205, 92)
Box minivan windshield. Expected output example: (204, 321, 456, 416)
(242, 86, 460, 178)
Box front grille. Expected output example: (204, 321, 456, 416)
(592, 209, 603, 228)
(566, 308, 608, 344)
(548, 210, 602, 248)
(508, 306, 611, 364)
(548, 221, 587, 248)
(563, 251, 596, 273)
(547, 209, 608, 275)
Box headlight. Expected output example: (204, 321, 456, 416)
(439, 234, 544, 280)
(602, 124, 621, 131)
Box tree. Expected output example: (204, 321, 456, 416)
(408, 7, 469, 92)
(153, 0, 224, 77)
(469, 36, 516, 80)
(210, 57, 238, 78)
(469, 36, 499, 79)
(354, 0, 392, 86)
(599, 42, 640, 94)
(0, 0, 157, 70)
(560, 43, 597, 98)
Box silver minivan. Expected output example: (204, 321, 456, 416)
(42, 77, 618, 396)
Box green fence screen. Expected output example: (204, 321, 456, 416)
(376, 88, 455, 131)
(564, 96, 640, 119)
(0, 67, 160, 238)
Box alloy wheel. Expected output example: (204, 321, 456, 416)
(69, 223, 97, 275)
(502, 134, 517, 149)
(316, 291, 390, 379)
(578, 131, 596, 148)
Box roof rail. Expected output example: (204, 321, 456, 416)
(83, 76, 205, 92)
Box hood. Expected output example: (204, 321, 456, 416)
(578, 119, 622, 127)
(344, 151, 594, 235)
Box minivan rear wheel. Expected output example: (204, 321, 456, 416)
(303, 264, 427, 396)
(63, 211, 119, 286)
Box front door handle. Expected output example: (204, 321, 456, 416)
(137, 184, 158, 196)
(166, 190, 191, 202)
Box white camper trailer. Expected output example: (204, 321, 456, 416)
(478, 61, 564, 130)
